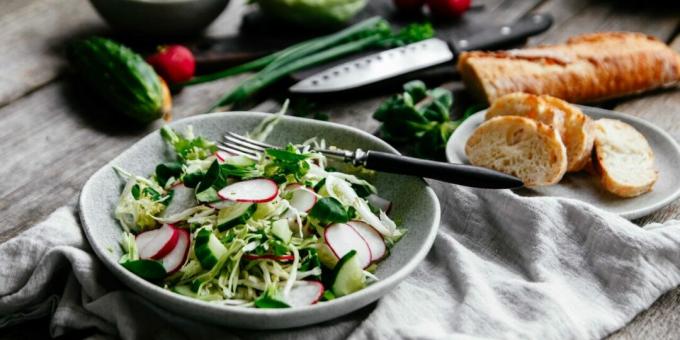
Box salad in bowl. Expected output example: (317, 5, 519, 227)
(113, 118, 403, 308)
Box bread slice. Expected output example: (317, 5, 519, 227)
(540, 95, 594, 172)
(592, 119, 657, 197)
(465, 116, 567, 186)
(486, 93, 593, 172)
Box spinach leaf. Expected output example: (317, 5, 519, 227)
(373, 80, 473, 159)
(155, 162, 183, 186)
(309, 197, 349, 224)
(131, 184, 141, 200)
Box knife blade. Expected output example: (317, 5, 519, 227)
(289, 13, 553, 94)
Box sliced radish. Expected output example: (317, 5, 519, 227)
(348, 221, 387, 262)
(324, 223, 372, 269)
(367, 194, 392, 214)
(161, 228, 190, 273)
(215, 150, 235, 162)
(135, 228, 160, 251)
(243, 254, 294, 262)
(286, 281, 324, 307)
(139, 224, 179, 260)
(163, 184, 197, 218)
(218, 179, 279, 203)
(285, 184, 317, 213)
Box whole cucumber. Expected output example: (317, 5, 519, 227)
(67, 37, 171, 123)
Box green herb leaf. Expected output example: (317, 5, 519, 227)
(131, 184, 141, 200)
(309, 197, 349, 224)
(156, 162, 183, 187)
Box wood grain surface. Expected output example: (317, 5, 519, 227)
(1, 0, 680, 339)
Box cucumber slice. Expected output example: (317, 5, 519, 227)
(331, 250, 366, 297)
(217, 203, 255, 231)
(222, 155, 256, 167)
(194, 228, 227, 269)
(173, 285, 223, 301)
(271, 219, 292, 244)
(196, 187, 220, 203)
(122, 259, 166, 281)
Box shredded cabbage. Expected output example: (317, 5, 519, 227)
(114, 120, 402, 307)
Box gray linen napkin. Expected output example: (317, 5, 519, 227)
(3, 182, 680, 340)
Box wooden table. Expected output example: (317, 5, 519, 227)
(2, 0, 680, 338)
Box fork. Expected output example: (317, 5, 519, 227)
(219, 132, 523, 189)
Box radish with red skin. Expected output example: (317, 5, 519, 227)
(324, 223, 372, 269)
(348, 221, 387, 262)
(285, 184, 317, 213)
(146, 45, 195, 84)
(218, 179, 279, 203)
(135, 228, 160, 251)
(243, 254, 295, 262)
(286, 281, 325, 307)
(426, 0, 471, 17)
(161, 228, 190, 273)
(367, 194, 392, 214)
(393, 0, 425, 12)
(215, 150, 235, 162)
(138, 224, 180, 260)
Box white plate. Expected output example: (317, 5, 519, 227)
(445, 105, 680, 220)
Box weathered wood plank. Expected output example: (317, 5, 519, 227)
(606, 33, 680, 340)
(0, 0, 248, 109)
(530, 0, 680, 44)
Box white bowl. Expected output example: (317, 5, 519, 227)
(79, 112, 441, 329)
(89, 0, 231, 37)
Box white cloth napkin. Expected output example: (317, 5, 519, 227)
(3, 182, 680, 340)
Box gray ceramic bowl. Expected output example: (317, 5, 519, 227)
(79, 112, 441, 329)
(89, 0, 230, 37)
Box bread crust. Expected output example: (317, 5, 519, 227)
(486, 93, 593, 172)
(457, 32, 680, 104)
(465, 116, 567, 186)
(592, 119, 657, 197)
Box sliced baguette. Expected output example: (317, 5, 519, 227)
(486, 93, 593, 172)
(465, 116, 567, 186)
(592, 119, 657, 197)
(540, 95, 594, 172)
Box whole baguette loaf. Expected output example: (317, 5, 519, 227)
(457, 32, 680, 104)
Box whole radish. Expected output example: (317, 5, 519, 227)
(146, 45, 195, 84)
(393, 0, 425, 12)
(426, 0, 471, 17)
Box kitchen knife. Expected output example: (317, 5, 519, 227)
(289, 13, 553, 94)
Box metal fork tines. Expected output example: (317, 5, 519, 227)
(219, 132, 357, 163)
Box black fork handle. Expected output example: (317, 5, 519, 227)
(364, 151, 524, 189)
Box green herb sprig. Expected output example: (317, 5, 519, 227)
(373, 80, 477, 159)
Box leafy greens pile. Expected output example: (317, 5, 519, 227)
(373, 80, 475, 159)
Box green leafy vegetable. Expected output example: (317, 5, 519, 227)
(253, 0, 366, 28)
(155, 162, 182, 187)
(309, 197, 350, 224)
(160, 126, 217, 161)
(373, 80, 473, 159)
(190, 17, 434, 109)
(264, 145, 311, 182)
(254, 286, 291, 308)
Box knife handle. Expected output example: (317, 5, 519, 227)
(363, 151, 524, 189)
(450, 13, 554, 52)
